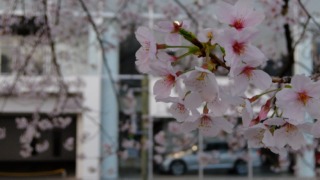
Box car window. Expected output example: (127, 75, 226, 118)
(204, 142, 229, 152)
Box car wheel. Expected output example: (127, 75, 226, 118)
(234, 160, 248, 175)
(170, 160, 186, 175)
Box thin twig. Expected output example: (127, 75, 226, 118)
(293, 16, 310, 49)
(42, 0, 70, 113)
(173, 0, 199, 28)
(297, 0, 320, 30)
(77, 0, 120, 102)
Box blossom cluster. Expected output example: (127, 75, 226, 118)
(134, 0, 320, 154)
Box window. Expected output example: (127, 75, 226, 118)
(204, 142, 229, 152)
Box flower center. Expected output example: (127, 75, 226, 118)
(285, 123, 297, 133)
(232, 19, 244, 30)
(207, 31, 213, 40)
(177, 103, 186, 113)
(297, 91, 311, 105)
(199, 115, 212, 128)
(241, 66, 255, 78)
(143, 41, 151, 51)
(232, 41, 245, 55)
(165, 74, 176, 83)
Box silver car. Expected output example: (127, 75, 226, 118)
(160, 141, 261, 175)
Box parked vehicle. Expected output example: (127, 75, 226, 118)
(160, 141, 261, 175)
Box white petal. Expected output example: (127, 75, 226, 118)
(165, 34, 181, 46)
(184, 92, 203, 110)
(291, 74, 311, 92)
(214, 117, 233, 133)
(264, 117, 286, 126)
(135, 26, 153, 44)
(274, 128, 288, 149)
(153, 79, 172, 98)
(214, 1, 234, 24)
(168, 103, 190, 122)
(180, 121, 198, 133)
(251, 70, 272, 91)
(156, 21, 173, 32)
(245, 44, 266, 63)
(232, 75, 249, 95)
(311, 120, 320, 138)
(262, 130, 275, 147)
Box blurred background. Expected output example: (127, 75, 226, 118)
(0, 0, 319, 179)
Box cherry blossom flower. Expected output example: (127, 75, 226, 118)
(168, 122, 182, 134)
(37, 119, 53, 131)
(185, 91, 228, 116)
(276, 75, 320, 124)
(232, 60, 272, 94)
(217, 29, 266, 69)
(53, 117, 72, 128)
(168, 100, 190, 122)
(184, 67, 219, 102)
(64, 137, 74, 151)
(154, 154, 163, 164)
(36, 140, 49, 153)
(156, 20, 190, 46)
(20, 144, 33, 158)
(154, 131, 166, 146)
(122, 139, 135, 149)
(155, 146, 166, 154)
(119, 150, 128, 160)
(215, 0, 264, 31)
(135, 26, 157, 73)
(181, 112, 233, 137)
(265, 117, 312, 150)
(244, 123, 274, 148)
(16, 117, 28, 129)
(0, 127, 6, 140)
(158, 91, 191, 122)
